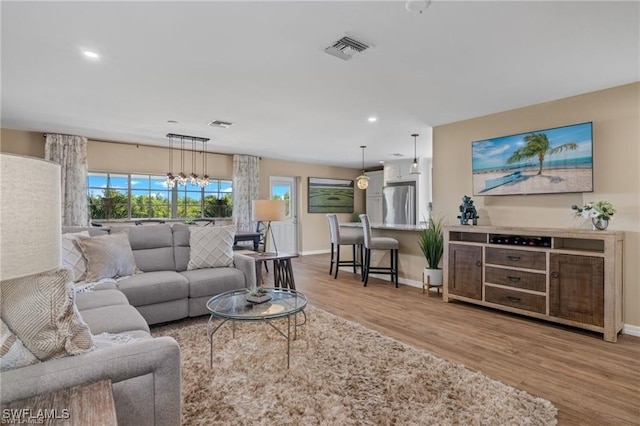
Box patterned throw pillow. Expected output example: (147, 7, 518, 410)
(188, 225, 236, 270)
(0, 268, 94, 361)
(0, 319, 40, 371)
(76, 231, 138, 282)
(61, 231, 90, 282)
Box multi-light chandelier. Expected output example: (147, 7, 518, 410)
(166, 133, 210, 188)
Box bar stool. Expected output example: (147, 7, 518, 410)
(359, 214, 400, 287)
(326, 214, 363, 279)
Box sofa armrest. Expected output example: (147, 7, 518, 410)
(234, 252, 257, 289)
(0, 336, 181, 426)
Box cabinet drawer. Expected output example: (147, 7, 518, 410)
(485, 266, 546, 292)
(485, 286, 546, 314)
(485, 247, 546, 271)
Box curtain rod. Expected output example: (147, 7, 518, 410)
(42, 133, 247, 157)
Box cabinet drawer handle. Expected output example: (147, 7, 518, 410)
(551, 271, 559, 278)
(506, 255, 521, 261)
(475, 260, 482, 267)
(507, 296, 521, 302)
(507, 276, 521, 282)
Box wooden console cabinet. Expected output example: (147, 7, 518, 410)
(443, 226, 624, 342)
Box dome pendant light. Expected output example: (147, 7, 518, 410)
(409, 133, 421, 175)
(356, 145, 369, 190)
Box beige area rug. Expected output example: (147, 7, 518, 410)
(151, 305, 557, 425)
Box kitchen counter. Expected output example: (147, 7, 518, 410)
(339, 222, 426, 288)
(340, 222, 426, 231)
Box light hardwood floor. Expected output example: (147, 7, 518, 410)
(260, 253, 640, 426)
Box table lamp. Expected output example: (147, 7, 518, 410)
(1, 154, 61, 280)
(251, 200, 286, 255)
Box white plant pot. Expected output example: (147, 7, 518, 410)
(423, 268, 443, 286)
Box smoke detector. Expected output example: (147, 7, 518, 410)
(208, 120, 233, 128)
(324, 36, 369, 61)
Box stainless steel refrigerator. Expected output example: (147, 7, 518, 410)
(382, 183, 416, 225)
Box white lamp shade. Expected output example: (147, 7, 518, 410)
(0, 154, 62, 280)
(252, 200, 286, 222)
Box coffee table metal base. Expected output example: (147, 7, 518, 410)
(207, 310, 307, 369)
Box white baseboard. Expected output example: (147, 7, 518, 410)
(299, 249, 331, 256)
(623, 323, 640, 337)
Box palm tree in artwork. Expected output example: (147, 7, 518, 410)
(506, 132, 577, 175)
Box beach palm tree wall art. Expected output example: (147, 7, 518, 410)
(471, 122, 593, 196)
(506, 132, 577, 176)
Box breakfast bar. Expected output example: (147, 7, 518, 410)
(339, 222, 426, 287)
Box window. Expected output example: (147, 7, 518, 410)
(88, 172, 233, 221)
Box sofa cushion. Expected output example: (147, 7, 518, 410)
(0, 268, 94, 361)
(172, 224, 191, 272)
(79, 305, 150, 335)
(77, 232, 139, 282)
(0, 319, 40, 371)
(110, 225, 176, 272)
(187, 225, 236, 270)
(61, 231, 90, 282)
(75, 289, 130, 312)
(116, 271, 189, 307)
(180, 268, 246, 298)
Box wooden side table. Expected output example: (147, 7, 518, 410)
(244, 252, 299, 289)
(1, 379, 117, 425)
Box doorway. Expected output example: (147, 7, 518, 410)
(269, 176, 299, 254)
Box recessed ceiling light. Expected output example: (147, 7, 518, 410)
(368, 117, 377, 122)
(82, 50, 100, 59)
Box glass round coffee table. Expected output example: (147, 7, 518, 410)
(206, 287, 307, 369)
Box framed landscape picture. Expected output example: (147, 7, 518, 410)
(471, 122, 594, 196)
(308, 177, 354, 213)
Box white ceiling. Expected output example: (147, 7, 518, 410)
(2, 1, 638, 169)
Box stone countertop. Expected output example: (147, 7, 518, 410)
(340, 222, 426, 231)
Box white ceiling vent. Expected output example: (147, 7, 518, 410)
(208, 120, 233, 128)
(324, 36, 369, 61)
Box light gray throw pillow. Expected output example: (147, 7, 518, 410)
(77, 231, 138, 282)
(188, 225, 236, 270)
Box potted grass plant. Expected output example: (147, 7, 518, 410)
(418, 215, 445, 286)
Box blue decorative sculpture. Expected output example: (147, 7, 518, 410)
(458, 195, 479, 225)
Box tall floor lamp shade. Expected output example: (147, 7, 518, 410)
(0, 154, 61, 280)
(252, 200, 286, 255)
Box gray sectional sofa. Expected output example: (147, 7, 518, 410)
(0, 223, 257, 426)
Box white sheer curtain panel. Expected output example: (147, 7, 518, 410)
(45, 134, 89, 226)
(232, 155, 260, 232)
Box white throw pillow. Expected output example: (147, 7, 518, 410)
(61, 231, 90, 282)
(188, 225, 236, 270)
(0, 319, 40, 371)
(0, 268, 95, 361)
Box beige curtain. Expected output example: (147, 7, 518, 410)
(232, 155, 260, 232)
(45, 134, 88, 226)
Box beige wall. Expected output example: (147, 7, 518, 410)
(433, 82, 640, 327)
(259, 157, 365, 254)
(0, 128, 45, 157)
(0, 130, 364, 254)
